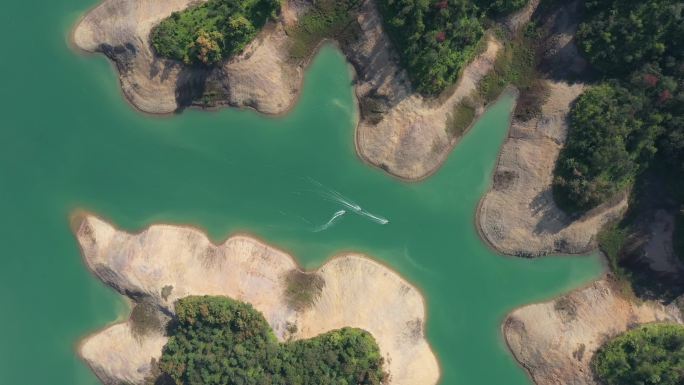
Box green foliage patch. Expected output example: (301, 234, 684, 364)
(477, 30, 541, 107)
(578, 0, 683, 77)
(553, 0, 683, 213)
(376, 0, 529, 96)
(377, 0, 486, 95)
(150, 0, 281, 65)
(553, 84, 642, 213)
(592, 323, 684, 385)
(159, 296, 387, 385)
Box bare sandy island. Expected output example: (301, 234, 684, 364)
(72, 0, 504, 180)
(74, 214, 439, 385)
(504, 277, 682, 385)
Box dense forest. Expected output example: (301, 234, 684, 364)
(553, 0, 683, 215)
(553, 83, 648, 212)
(159, 296, 387, 385)
(592, 324, 684, 385)
(376, 0, 528, 95)
(150, 0, 281, 65)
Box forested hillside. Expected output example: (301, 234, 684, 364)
(553, 0, 683, 216)
(376, 0, 528, 95)
(592, 324, 684, 385)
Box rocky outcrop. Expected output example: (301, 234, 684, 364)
(504, 277, 682, 385)
(72, 0, 505, 180)
(75, 214, 439, 385)
(478, 81, 627, 256)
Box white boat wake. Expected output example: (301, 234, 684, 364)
(313, 210, 347, 232)
(306, 177, 389, 226)
(359, 210, 390, 225)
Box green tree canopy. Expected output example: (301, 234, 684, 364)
(159, 296, 387, 385)
(578, 0, 683, 77)
(553, 83, 643, 212)
(151, 0, 281, 65)
(553, 0, 683, 213)
(377, 0, 486, 95)
(592, 324, 684, 385)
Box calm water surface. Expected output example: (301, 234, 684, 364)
(0, 1, 604, 384)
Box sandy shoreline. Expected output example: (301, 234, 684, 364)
(73, 212, 440, 385)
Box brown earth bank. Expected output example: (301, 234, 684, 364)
(504, 277, 683, 385)
(72, 0, 522, 180)
(74, 213, 439, 385)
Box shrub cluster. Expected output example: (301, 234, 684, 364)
(577, 0, 683, 77)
